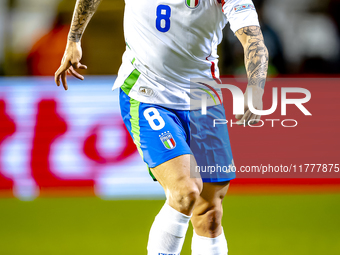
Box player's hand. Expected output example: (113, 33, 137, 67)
(54, 41, 87, 90)
(235, 85, 264, 126)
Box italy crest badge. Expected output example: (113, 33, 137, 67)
(159, 131, 176, 150)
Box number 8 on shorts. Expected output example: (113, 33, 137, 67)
(144, 107, 166, 131)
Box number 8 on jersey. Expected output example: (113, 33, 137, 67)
(156, 5, 171, 33)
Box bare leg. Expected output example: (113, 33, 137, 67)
(150, 154, 203, 216)
(147, 154, 203, 255)
(190, 181, 230, 255)
(191, 181, 230, 237)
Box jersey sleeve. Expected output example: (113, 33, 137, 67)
(222, 0, 260, 33)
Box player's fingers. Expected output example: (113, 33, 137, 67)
(79, 64, 87, 70)
(255, 115, 262, 124)
(71, 61, 79, 69)
(72, 62, 86, 70)
(55, 70, 61, 87)
(69, 66, 84, 80)
(235, 106, 248, 120)
(61, 72, 68, 90)
(245, 112, 255, 126)
(55, 60, 71, 85)
(235, 114, 242, 120)
(237, 110, 252, 126)
(249, 115, 261, 125)
(55, 67, 65, 87)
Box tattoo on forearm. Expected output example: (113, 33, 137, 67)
(237, 26, 269, 89)
(68, 0, 102, 42)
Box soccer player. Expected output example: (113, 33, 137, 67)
(55, 0, 268, 254)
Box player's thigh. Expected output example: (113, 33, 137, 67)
(150, 154, 203, 198)
(151, 154, 203, 215)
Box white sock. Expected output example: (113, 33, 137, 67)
(147, 202, 191, 255)
(191, 228, 228, 255)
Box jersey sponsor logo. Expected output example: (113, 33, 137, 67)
(185, 0, 200, 9)
(159, 131, 176, 150)
(234, 4, 255, 13)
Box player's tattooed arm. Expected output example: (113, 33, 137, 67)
(236, 26, 269, 90)
(234, 26, 268, 125)
(68, 0, 102, 42)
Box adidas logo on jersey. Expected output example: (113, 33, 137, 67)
(185, 0, 200, 9)
(138, 86, 154, 97)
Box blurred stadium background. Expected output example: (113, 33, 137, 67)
(0, 0, 340, 254)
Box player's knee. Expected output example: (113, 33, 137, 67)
(177, 187, 200, 214)
(205, 207, 223, 233)
(171, 179, 202, 215)
(193, 206, 223, 236)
